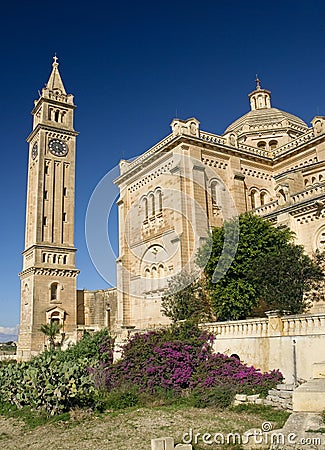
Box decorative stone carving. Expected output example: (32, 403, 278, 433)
(170, 117, 200, 137)
(311, 116, 325, 135)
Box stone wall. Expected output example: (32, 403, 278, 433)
(201, 312, 325, 383)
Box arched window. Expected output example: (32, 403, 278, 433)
(149, 193, 155, 216)
(54, 110, 60, 122)
(250, 189, 258, 209)
(63, 255, 67, 265)
(260, 191, 267, 206)
(278, 188, 287, 204)
(152, 266, 158, 291)
(145, 268, 151, 292)
(156, 190, 162, 213)
(50, 311, 60, 325)
(158, 264, 165, 290)
(143, 197, 148, 220)
(269, 140, 278, 150)
(257, 141, 266, 150)
(50, 283, 58, 301)
(210, 179, 222, 207)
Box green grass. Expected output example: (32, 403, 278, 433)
(0, 401, 70, 430)
(0, 432, 9, 440)
(230, 403, 290, 429)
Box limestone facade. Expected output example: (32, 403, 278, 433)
(18, 63, 325, 358)
(114, 78, 325, 330)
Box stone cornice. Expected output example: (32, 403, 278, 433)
(27, 124, 79, 142)
(32, 96, 76, 114)
(274, 160, 324, 180)
(115, 134, 274, 186)
(263, 192, 325, 220)
(19, 267, 80, 279)
(22, 244, 77, 256)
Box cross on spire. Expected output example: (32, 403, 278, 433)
(255, 75, 261, 89)
(53, 54, 58, 67)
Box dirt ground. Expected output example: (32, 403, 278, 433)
(0, 406, 283, 450)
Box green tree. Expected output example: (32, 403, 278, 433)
(197, 213, 323, 320)
(40, 322, 62, 350)
(161, 270, 214, 323)
(250, 246, 324, 314)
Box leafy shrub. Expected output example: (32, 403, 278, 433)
(189, 385, 236, 408)
(103, 388, 139, 410)
(0, 351, 95, 413)
(0, 329, 114, 414)
(65, 328, 114, 365)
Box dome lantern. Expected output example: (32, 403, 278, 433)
(248, 76, 271, 111)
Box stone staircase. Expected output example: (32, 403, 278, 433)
(293, 361, 325, 412)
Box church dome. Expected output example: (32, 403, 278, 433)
(223, 79, 309, 148)
(224, 107, 308, 135)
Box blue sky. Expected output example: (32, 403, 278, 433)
(1, 0, 325, 332)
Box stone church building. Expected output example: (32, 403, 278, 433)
(17, 58, 325, 360)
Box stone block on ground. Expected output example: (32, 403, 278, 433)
(278, 391, 292, 399)
(276, 383, 294, 391)
(247, 394, 260, 402)
(235, 394, 247, 401)
(151, 437, 174, 450)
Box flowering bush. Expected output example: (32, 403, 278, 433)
(98, 322, 283, 402)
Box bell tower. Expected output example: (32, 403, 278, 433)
(17, 57, 79, 360)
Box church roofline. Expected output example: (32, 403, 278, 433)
(114, 111, 324, 186)
(114, 132, 275, 186)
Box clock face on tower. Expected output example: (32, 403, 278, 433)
(48, 139, 68, 157)
(32, 142, 38, 160)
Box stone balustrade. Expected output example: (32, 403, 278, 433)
(237, 143, 271, 157)
(253, 200, 279, 216)
(0, 354, 16, 361)
(272, 130, 315, 157)
(291, 182, 325, 203)
(203, 317, 269, 338)
(202, 313, 325, 339)
(199, 131, 226, 145)
(201, 312, 325, 383)
(282, 314, 325, 336)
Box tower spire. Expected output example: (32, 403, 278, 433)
(45, 54, 67, 95)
